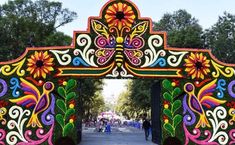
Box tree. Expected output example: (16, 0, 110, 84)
(116, 79, 156, 119)
(153, 9, 204, 48)
(203, 12, 235, 63)
(0, 0, 77, 61)
(90, 91, 105, 119)
(79, 79, 104, 121)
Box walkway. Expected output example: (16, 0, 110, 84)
(79, 126, 157, 145)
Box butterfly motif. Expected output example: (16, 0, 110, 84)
(91, 20, 148, 67)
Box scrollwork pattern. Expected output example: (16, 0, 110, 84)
(228, 80, 235, 98)
(120, 65, 134, 78)
(0, 129, 5, 145)
(10, 77, 21, 98)
(141, 35, 165, 67)
(211, 60, 234, 78)
(106, 66, 119, 78)
(167, 51, 188, 67)
(6, 106, 31, 145)
(50, 49, 71, 66)
(0, 79, 7, 98)
(184, 123, 217, 145)
(1, 59, 26, 77)
(17, 123, 54, 145)
(216, 79, 226, 98)
(75, 34, 97, 67)
(206, 106, 228, 145)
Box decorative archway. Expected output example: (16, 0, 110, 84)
(0, 0, 234, 144)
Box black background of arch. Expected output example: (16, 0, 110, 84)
(151, 81, 162, 144)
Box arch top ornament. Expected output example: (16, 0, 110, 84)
(69, 0, 182, 78)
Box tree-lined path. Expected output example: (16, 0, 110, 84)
(80, 127, 156, 145)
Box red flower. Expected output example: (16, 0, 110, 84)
(0, 100, 9, 108)
(227, 101, 235, 108)
(58, 79, 66, 86)
(69, 115, 76, 123)
(172, 79, 180, 86)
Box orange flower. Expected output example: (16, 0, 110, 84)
(184, 53, 210, 79)
(105, 2, 135, 30)
(27, 51, 54, 79)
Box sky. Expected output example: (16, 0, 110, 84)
(1, 0, 235, 102)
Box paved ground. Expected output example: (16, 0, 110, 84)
(79, 127, 157, 145)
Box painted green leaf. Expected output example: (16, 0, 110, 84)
(172, 100, 181, 114)
(173, 87, 182, 98)
(65, 79, 77, 92)
(162, 79, 173, 91)
(163, 109, 172, 119)
(163, 122, 174, 137)
(58, 87, 66, 98)
(63, 122, 74, 136)
(173, 114, 182, 128)
(163, 92, 173, 102)
(66, 92, 76, 102)
(56, 99, 66, 113)
(56, 114, 65, 129)
(64, 108, 75, 121)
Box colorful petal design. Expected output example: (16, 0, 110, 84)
(26, 51, 54, 79)
(105, 2, 136, 30)
(184, 53, 210, 79)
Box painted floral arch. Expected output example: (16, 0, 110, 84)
(0, 0, 235, 144)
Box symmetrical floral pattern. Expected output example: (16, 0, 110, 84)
(0, 0, 234, 145)
(184, 52, 211, 79)
(105, 2, 135, 30)
(27, 51, 54, 79)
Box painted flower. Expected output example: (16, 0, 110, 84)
(0, 100, 9, 108)
(163, 101, 170, 109)
(105, 2, 136, 30)
(69, 100, 75, 109)
(58, 79, 67, 86)
(163, 115, 169, 123)
(69, 115, 76, 123)
(27, 51, 54, 79)
(184, 53, 210, 79)
(172, 79, 180, 87)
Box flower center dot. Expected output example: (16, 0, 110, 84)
(195, 61, 203, 70)
(36, 60, 44, 68)
(116, 11, 125, 20)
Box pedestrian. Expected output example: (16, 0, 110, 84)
(142, 118, 151, 141)
(105, 122, 111, 134)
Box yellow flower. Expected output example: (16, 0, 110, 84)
(184, 53, 210, 79)
(69, 104, 74, 109)
(105, 2, 136, 30)
(69, 119, 74, 123)
(27, 51, 54, 79)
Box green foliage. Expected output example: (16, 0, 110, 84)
(154, 9, 204, 48)
(162, 79, 182, 137)
(164, 123, 174, 137)
(173, 115, 182, 129)
(0, 0, 77, 61)
(203, 12, 235, 63)
(63, 123, 74, 137)
(56, 79, 77, 137)
(116, 79, 158, 119)
(79, 79, 105, 120)
(56, 99, 67, 113)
